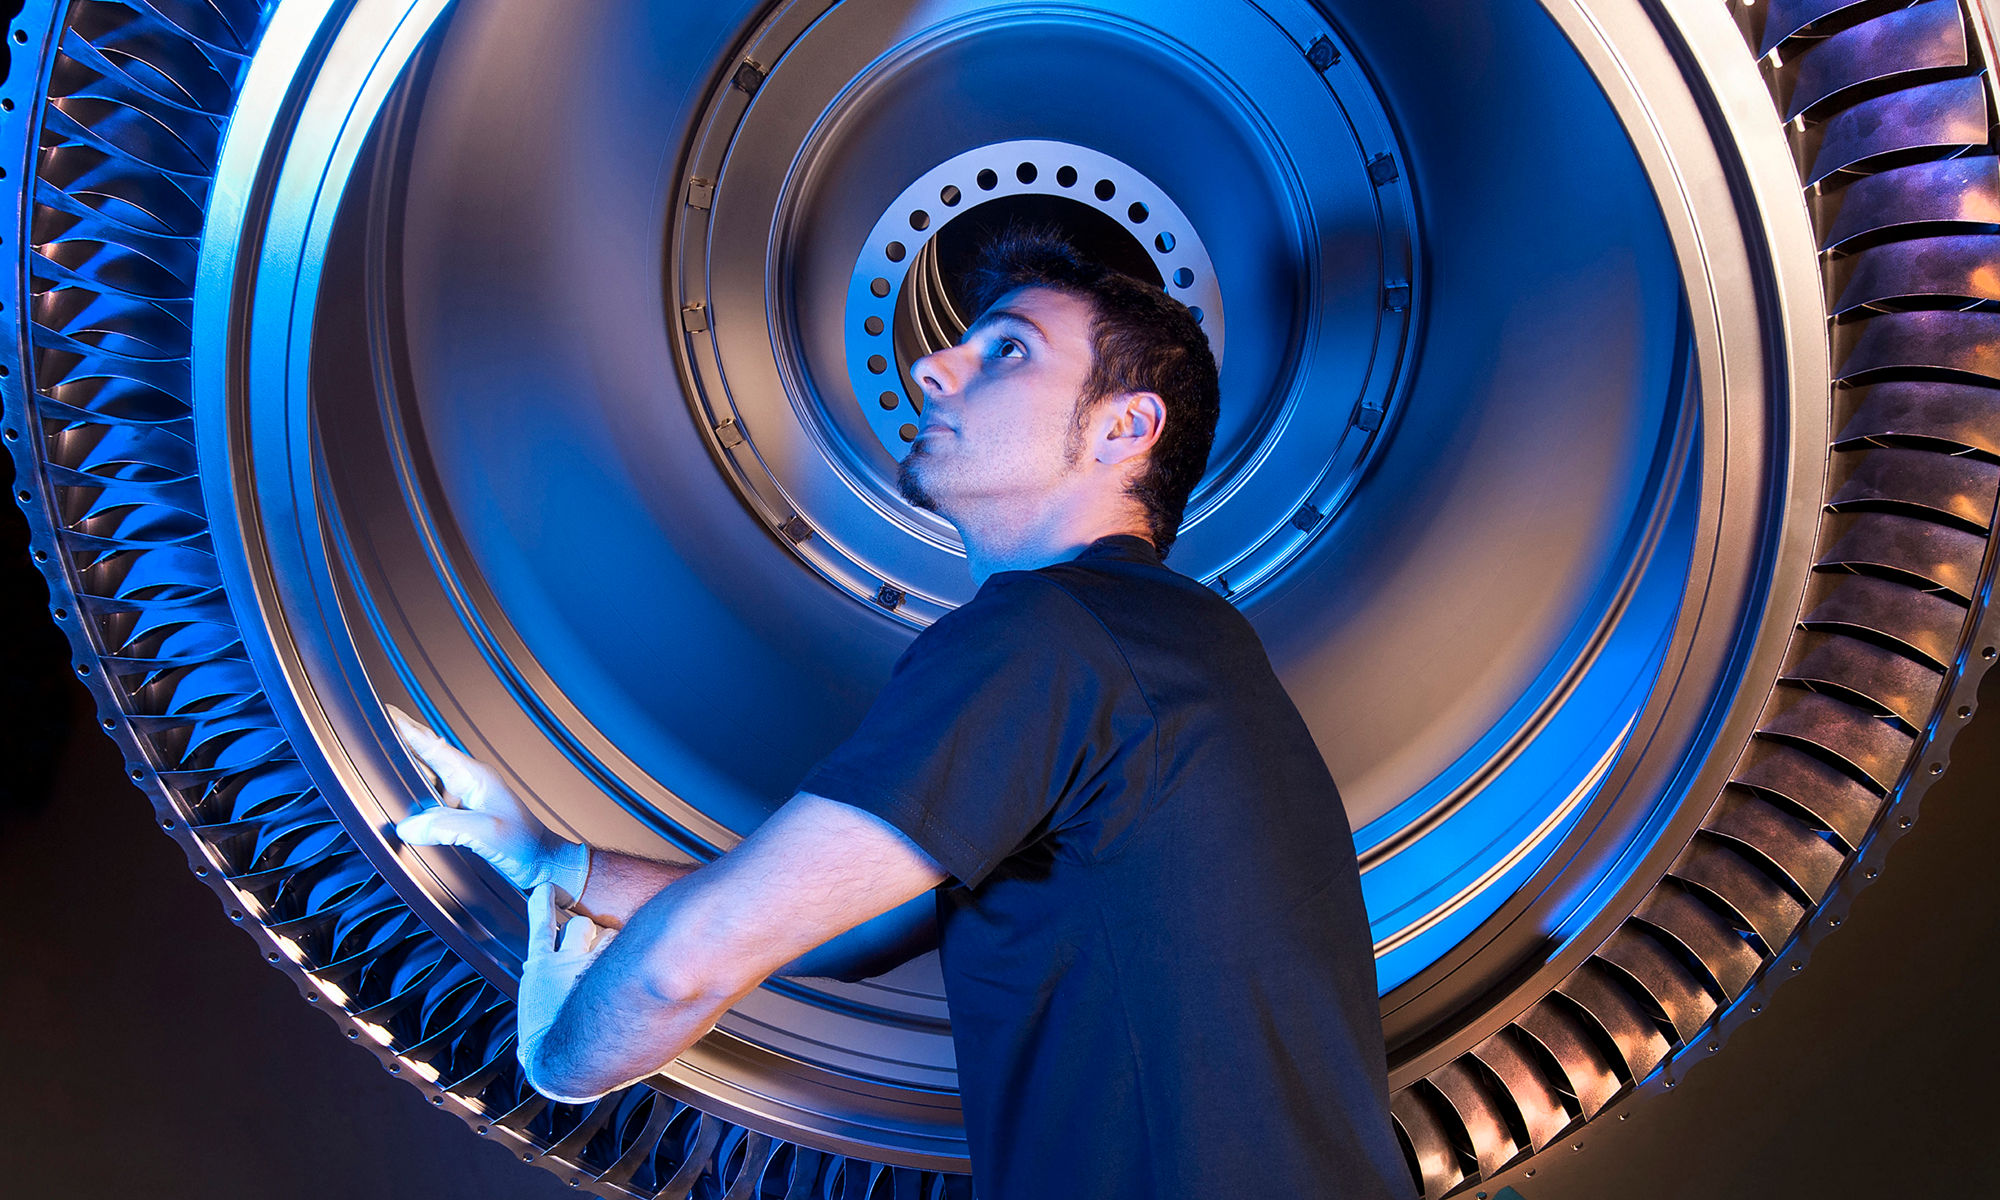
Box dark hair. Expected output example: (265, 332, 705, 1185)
(957, 227, 1220, 558)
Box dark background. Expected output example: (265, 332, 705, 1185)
(2, 458, 1995, 1200)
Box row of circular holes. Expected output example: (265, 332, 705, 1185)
(862, 160, 1201, 441)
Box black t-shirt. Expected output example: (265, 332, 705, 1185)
(800, 535, 1407, 1200)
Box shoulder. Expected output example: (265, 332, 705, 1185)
(925, 570, 1100, 646)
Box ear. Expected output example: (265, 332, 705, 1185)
(1095, 391, 1166, 468)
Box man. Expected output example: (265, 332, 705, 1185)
(393, 230, 1408, 1199)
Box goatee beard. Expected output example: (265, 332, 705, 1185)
(896, 449, 938, 512)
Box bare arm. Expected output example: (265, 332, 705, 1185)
(528, 793, 947, 1101)
(578, 846, 937, 980)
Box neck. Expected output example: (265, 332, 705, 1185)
(953, 493, 1153, 584)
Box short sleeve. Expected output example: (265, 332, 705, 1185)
(798, 572, 1142, 890)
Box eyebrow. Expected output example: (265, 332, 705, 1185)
(966, 306, 1050, 346)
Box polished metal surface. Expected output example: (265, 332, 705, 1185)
(6, 0, 2000, 1195)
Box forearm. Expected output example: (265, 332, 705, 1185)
(524, 793, 946, 1101)
(573, 847, 699, 927)
(529, 865, 753, 1100)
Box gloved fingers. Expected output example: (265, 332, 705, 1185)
(528, 881, 560, 955)
(394, 806, 497, 850)
(386, 703, 491, 804)
(558, 912, 599, 955)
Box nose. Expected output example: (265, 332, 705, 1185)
(910, 342, 969, 402)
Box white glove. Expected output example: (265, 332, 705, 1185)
(388, 703, 590, 905)
(517, 882, 626, 1103)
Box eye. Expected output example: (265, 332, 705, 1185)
(994, 336, 1025, 359)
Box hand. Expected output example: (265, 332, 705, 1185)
(388, 703, 590, 905)
(517, 882, 619, 1103)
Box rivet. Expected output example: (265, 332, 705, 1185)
(1899, 815, 1913, 828)
(476, 1125, 488, 1135)
(348, 1028, 359, 1038)
(305, 992, 317, 1002)
(388, 1062, 400, 1074)
(230, 909, 244, 921)
(432, 1095, 443, 1105)
(158, 817, 172, 828)
(266, 952, 279, 962)
(1928, 763, 1943, 775)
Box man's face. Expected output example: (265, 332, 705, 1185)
(897, 286, 1099, 521)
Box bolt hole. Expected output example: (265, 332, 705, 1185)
(100, 717, 114, 729)
(1127, 202, 1149, 223)
(1056, 165, 1077, 187)
(870, 277, 890, 298)
(2, 428, 14, 440)
(864, 315, 884, 336)
(33, 550, 46, 562)
(74, 663, 88, 675)
(1172, 267, 1194, 288)
(1094, 178, 1116, 201)
(899, 423, 917, 443)
(1155, 232, 1175, 253)
(866, 354, 887, 375)
(1015, 162, 1037, 184)
(1985, 646, 1997, 659)
(885, 241, 906, 263)
(976, 168, 998, 191)
(1928, 763, 1943, 775)
(939, 185, 961, 207)
(878, 391, 900, 411)
(908, 210, 929, 231)
(10, 30, 22, 43)
(3, 100, 16, 112)
(16, 489, 28, 501)
(1188, 306, 1204, 324)
(52, 607, 65, 619)
(1958, 705, 1973, 718)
